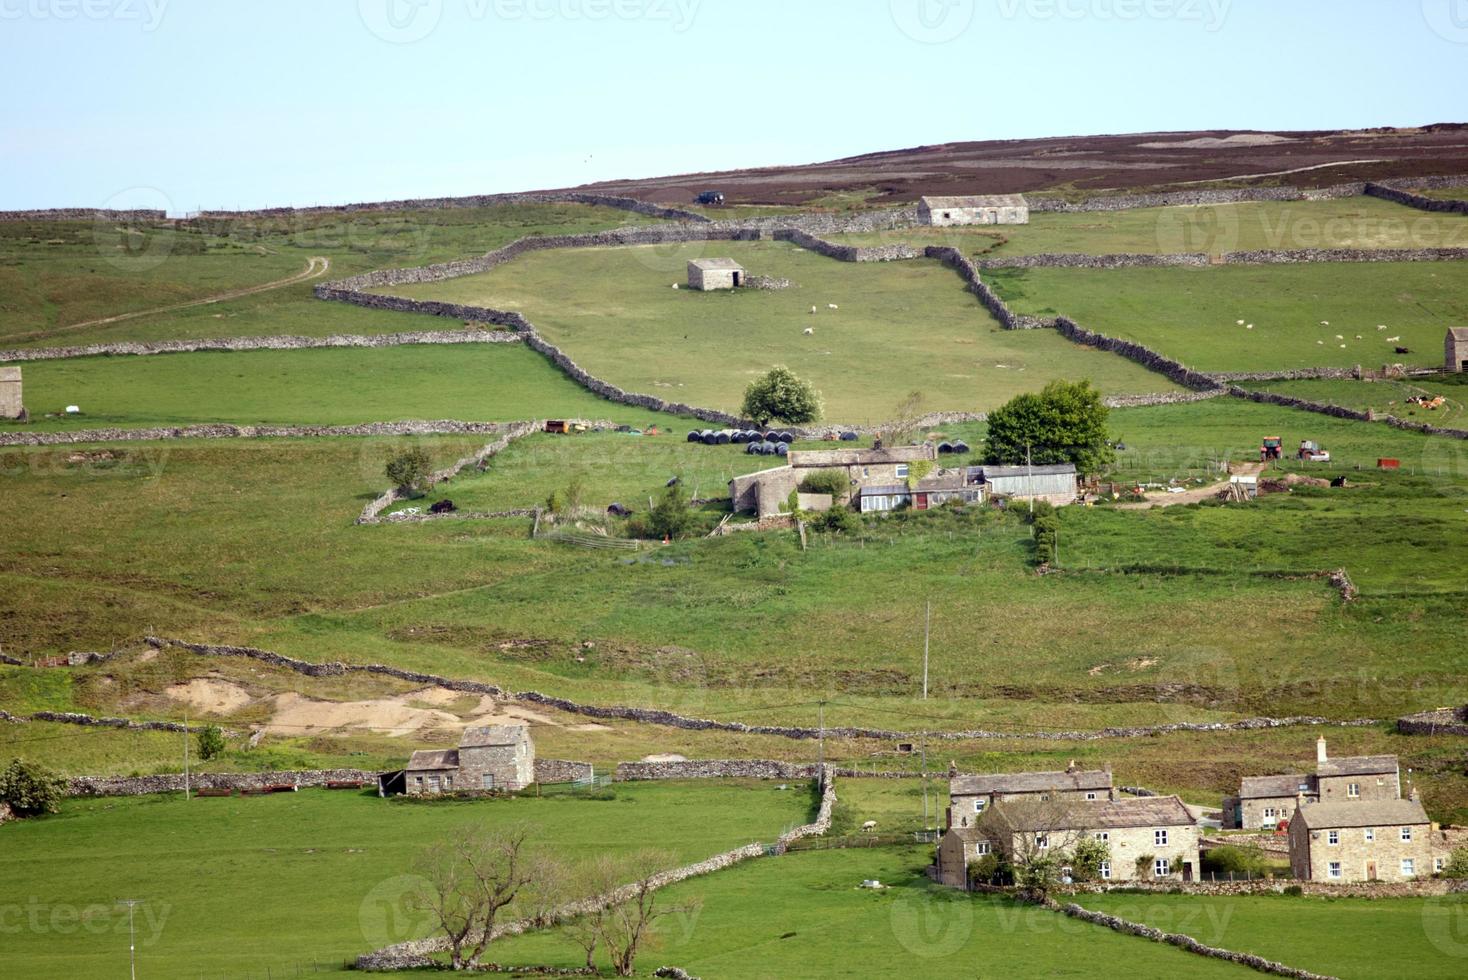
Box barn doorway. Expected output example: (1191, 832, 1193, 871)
(733, 271, 742, 287)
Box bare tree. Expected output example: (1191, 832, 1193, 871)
(978, 797, 1086, 894)
(593, 850, 700, 978)
(410, 823, 546, 971)
(887, 390, 927, 447)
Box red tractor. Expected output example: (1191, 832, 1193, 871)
(1260, 436, 1283, 462)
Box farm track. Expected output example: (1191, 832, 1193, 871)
(12, 256, 331, 345)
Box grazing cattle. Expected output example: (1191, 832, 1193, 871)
(1396, 346, 1412, 354)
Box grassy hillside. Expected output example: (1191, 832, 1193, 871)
(988, 261, 1468, 373)
(381, 240, 1182, 421)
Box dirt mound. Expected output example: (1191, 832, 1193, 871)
(165, 679, 253, 715)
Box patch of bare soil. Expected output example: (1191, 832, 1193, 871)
(164, 679, 253, 716)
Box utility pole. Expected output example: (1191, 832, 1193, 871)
(817, 701, 826, 771)
(921, 601, 931, 830)
(182, 709, 190, 801)
(117, 899, 140, 980)
(1026, 442, 1035, 515)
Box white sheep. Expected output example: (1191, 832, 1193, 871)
(1335, 335, 1344, 340)
(810, 305, 818, 315)
(1246, 324, 1254, 330)
(1356, 335, 1363, 340)
(861, 820, 877, 832)
(828, 304, 839, 310)
(1236, 319, 1246, 325)
(803, 327, 814, 336)
(1340, 344, 1347, 348)
(1377, 325, 1388, 330)
(1317, 340, 1325, 345)
(672, 283, 679, 290)
(1321, 321, 1330, 326)
(1387, 335, 1401, 342)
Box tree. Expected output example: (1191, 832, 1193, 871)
(984, 379, 1114, 476)
(593, 849, 700, 978)
(546, 475, 586, 518)
(385, 447, 433, 496)
(196, 726, 226, 762)
(886, 389, 927, 447)
(741, 367, 822, 426)
(409, 823, 547, 971)
(1069, 835, 1111, 882)
(1439, 847, 1468, 879)
(0, 758, 66, 817)
(646, 482, 695, 540)
(978, 797, 1085, 898)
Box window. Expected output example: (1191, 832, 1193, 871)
(974, 841, 990, 856)
(1436, 857, 1447, 872)
(1263, 807, 1277, 821)
(1094, 832, 1109, 842)
(1400, 827, 1413, 842)
(1086, 792, 1098, 801)
(1035, 834, 1049, 850)
(1327, 830, 1339, 846)
(974, 799, 986, 813)
(482, 774, 495, 790)
(895, 464, 910, 479)
(1328, 862, 1342, 879)
(1154, 858, 1170, 878)
(443, 776, 453, 790)
(1154, 829, 1169, 847)
(1099, 861, 1111, 880)
(1364, 828, 1375, 842)
(1040, 793, 1051, 802)
(1401, 859, 1415, 877)
(1347, 782, 1360, 798)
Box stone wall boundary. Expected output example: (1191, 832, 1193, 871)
(1224, 386, 1468, 441)
(1057, 878, 1467, 899)
(356, 419, 545, 524)
(9, 710, 236, 739)
(0, 419, 519, 449)
(67, 768, 376, 797)
(1028, 182, 1367, 214)
(1364, 181, 1468, 216)
(0, 329, 519, 365)
(1396, 706, 1468, 737)
(140, 637, 1384, 744)
(1054, 316, 1222, 391)
(973, 247, 1468, 270)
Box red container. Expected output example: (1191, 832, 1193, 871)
(1377, 458, 1400, 470)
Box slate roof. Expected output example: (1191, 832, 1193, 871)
(1448, 327, 1468, 341)
(0, 367, 20, 382)
(951, 769, 1112, 796)
(789, 445, 936, 468)
(688, 257, 744, 271)
(990, 795, 1195, 833)
(969, 464, 1078, 480)
(1293, 798, 1429, 830)
(1317, 755, 1398, 778)
(407, 749, 459, 771)
(1239, 773, 1315, 799)
(921, 195, 1029, 209)
(460, 725, 529, 748)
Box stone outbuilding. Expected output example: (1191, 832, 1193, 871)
(687, 258, 745, 291)
(0, 366, 22, 420)
(948, 766, 1114, 830)
(1446, 328, 1468, 373)
(729, 444, 939, 519)
(404, 724, 535, 795)
(918, 195, 1029, 226)
(1288, 793, 1440, 882)
(1222, 738, 1400, 829)
(967, 463, 1078, 508)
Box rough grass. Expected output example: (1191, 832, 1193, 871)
(0, 781, 813, 979)
(987, 261, 1468, 373)
(828, 197, 1468, 256)
(1237, 373, 1468, 425)
(381, 240, 1182, 421)
(3, 343, 662, 430)
(0, 203, 664, 349)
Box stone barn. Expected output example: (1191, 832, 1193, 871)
(1446, 328, 1468, 373)
(918, 195, 1029, 227)
(0, 367, 22, 420)
(404, 724, 535, 795)
(687, 258, 745, 291)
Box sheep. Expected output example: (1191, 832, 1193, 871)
(1236, 319, 1246, 325)
(810, 305, 818, 315)
(828, 304, 839, 310)
(803, 327, 814, 336)
(1321, 320, 1330, 326)
(1340, 344, 1347, 348)
(861, 820, 877, 832)
(1377, 325, 1388, 330)
(1317, 340, 1325, 345)
(1386, 335, 1401, 342)
(1335, 335, 1344, 340)
(1245, 324, 1254, 330)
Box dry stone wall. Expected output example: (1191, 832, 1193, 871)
(1055, 317, 1221, 391)
(772, 228, 919, 262)
(533, 759, 595, 783)
(1029, 183, 1365, 213)
(0, 329, 518, 365)
(977, 253, 1210, 270)
(357, 419, 543, 524)
(0, 419, 512, 449)
(1396, 706, 1468, 737)
(0, 208, 167, 222)
(1225, 386, 1468, 440)
(1365, 181, 1468, 215)
(67, 769, 378, 797)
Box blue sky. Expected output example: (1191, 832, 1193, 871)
(2, 0, 1466, 211)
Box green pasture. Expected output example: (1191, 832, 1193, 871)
(488, 847, 1250, 978)
(1415, 186, 1468, 202)
(0, 202, 663, 349)
(1076, 892, 1468, 980)
(988, 261, 1468, 373)
(1238, 373, 1468, 425)
(379, 240, 1182, 421)
(2, 343, 657, 430)
(829, 196, 1468, 256)
(0, 780, 814, 979)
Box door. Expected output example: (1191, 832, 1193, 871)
(733, 272, 741, 287)
(1182, 862, 1193, 883)
(1366, 861, 1377, 881)
(915, 493, 929, 511)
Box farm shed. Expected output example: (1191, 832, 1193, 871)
(918, 195, 1029, 227)
(0, 366, 22, 419)
(856, 473, 981, 513)
(687, 257, 745, 291)
(968, 463, 1078, 506)
(1446, 327, 1468, 373)
(403, 724, 535, 796)
(730, 444, 939, 518)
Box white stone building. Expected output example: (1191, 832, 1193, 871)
(918, 195, 1029, 226)
(687, 258, 745, 291)
(0, 367, 22, 420)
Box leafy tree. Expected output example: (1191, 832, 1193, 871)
(546, 476, 586, 517)
(196, 726, 226, 762)
(646, 482, 695, 540)
(1439, 847, 1468, 879)
(741, 367, 822, 426)
(385, 447, 433, 496)
(1069, 835, 1111, 882)
(984, 379, 1114, 475)
(797, 469, 848, 497)
(887, 389, 926, 447)
(0, 758, 66, 817)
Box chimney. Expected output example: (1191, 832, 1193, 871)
(1067, 759, 1077, 774)
(1409, 786, 1421, 803)
(1316, 736, 1328, 765)
(1295, 791, 1307, 812)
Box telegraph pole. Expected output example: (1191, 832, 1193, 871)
(117, 899, 140, 980)
(817, 701, 826, 770)
(921, 601, 931, 829)
(1026, 442, 1035, 515)
(182, 709, 190, 801)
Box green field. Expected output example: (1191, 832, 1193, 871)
(1238, 373, 1468, 425)
(0, 203, 664, 350)
(987, 261, 1468, 373)
(1076, 892, 1468, 980)
(380, 240, 1183, 421)
(828, 197, 1468, 256)
(1415, 186, 1468, 202)
(488, 847, 1252, 978)
(3, 343, 658, 430)
(0, 781, 815, 979)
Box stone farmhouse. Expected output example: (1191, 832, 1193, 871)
(1288, 792, 1445, 882)
(687, 257, 745, 291)
(0, 366, 22, 420)
(1447, 327, 1468, 373)
(729, 446, 1076, 520)
(404, 725, 535, 795)
(938, 795, 1200, 887)
(1222, 737, 1400, 829)
(918, 194, 1029, 226)
(947, 765, 1115, 831)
